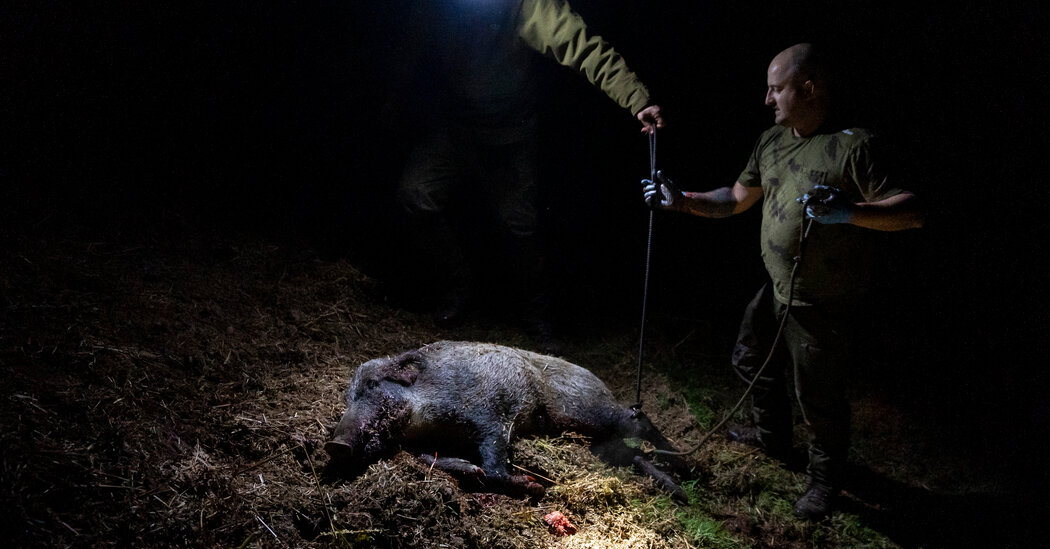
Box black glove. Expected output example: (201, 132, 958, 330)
(641, 170, 682, 210)
(796, 185, 856, 224)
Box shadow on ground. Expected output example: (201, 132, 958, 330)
(840, 464, 1038, 549)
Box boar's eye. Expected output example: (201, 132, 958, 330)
(366, 378, 379, 390)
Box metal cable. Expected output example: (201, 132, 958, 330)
(630, 130, 818, 459)
(651, 213, 815, 457)
(634, 130, 657, 409)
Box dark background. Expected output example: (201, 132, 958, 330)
(5, 0, 1049, 489)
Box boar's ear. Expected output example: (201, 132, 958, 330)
(379, 351, 425, 386)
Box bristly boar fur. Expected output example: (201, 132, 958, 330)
(326, 341, 686, 501)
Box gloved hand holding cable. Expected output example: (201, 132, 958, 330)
(640, 172, 761, 218)
(797, 185, 857, 224)
(641, 170, 683, 210)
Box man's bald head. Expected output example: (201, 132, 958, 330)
(770, 43, 831, 91)
(765, 43, 833, 136)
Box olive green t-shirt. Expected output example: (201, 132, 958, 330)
(738, 125, 903, 305)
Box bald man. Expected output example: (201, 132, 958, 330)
(643, 43, 922, 519)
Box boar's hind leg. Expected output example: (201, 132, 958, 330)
(634, 456, 689, 504)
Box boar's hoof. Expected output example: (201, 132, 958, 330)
(633, 455, 688, 504)
(324, 441, 353, 461)
(508, 475, 546, 498)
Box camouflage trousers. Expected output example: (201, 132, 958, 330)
(731, 283, 858, 487)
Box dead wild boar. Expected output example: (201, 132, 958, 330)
(325, 341, 686, 501)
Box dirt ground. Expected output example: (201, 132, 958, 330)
(1, 214, 1041, 548)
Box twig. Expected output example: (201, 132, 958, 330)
(302, 301, 348, 328)
(231, 445, 294, 477)
(510, 463, 556, 485)
(319, 528, 382, 540)
(54, 517, 79, 536)
(32, 211, 55, 229)
(426, 452, 438, 480)
(302, 441, 338, 539)
(673, 329, 696, 351)
(256, 515, 280, 542)
(23, 400, 55, 416)
(97, 484, 145, 491)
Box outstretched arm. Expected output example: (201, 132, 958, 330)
(802, 187, 924, 231)
(644, 173, 763, 218)
(519, 0, 653, 117)
(675, 182, 764, 218)
(848, 191, 924, 231)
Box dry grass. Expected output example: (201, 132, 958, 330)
(0, 224, 709, 548)
(2, 220, 1028, 548)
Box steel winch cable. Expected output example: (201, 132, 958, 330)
(645, 200, 817, 458)
(633, 129, 658, 409)
(631, 130, 820, 457)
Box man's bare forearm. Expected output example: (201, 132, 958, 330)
(672, 187, 739, 218)
(850, 192, 924, 231)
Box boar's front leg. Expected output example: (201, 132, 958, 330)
(418, 454, 485, 477)
(476, 423, 544, 498)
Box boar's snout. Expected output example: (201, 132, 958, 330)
(324, 440, 354, 461)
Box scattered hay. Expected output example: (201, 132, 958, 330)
(0, 227, 704, 548)
(4, 222, 976, 548)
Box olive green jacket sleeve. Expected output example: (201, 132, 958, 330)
(518, 0, 651, 115)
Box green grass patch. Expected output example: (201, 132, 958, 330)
(678, 513, 743, 549)
(641, 480, 748, 549)
(678, 386, 721, 429)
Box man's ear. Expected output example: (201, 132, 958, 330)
(803, 79, 817, 98)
